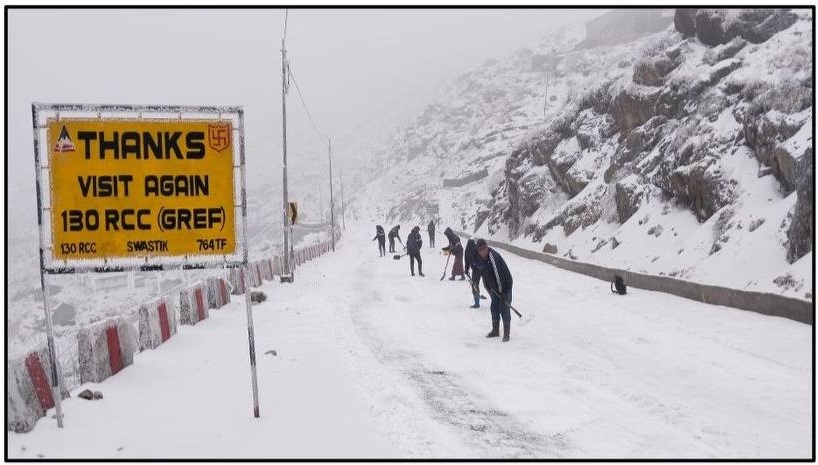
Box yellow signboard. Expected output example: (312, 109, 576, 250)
(47, 118, 236, 261)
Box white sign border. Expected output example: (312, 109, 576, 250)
(32, 103, 249, 273)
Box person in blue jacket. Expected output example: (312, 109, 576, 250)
(406, 226, 424, 277)
(476, 238, 513, 342)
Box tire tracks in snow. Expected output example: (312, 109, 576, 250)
(348, 258, 578, 458)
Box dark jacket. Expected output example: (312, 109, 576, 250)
(427, 221, 435, 233)
(443, 227, 462, 255)
(480, 248, 512, 297)
(373, 225, 385, 241)
(388, 225, 401, 242)
(464, 238, 483, 274)
(407, 227, 423, 254)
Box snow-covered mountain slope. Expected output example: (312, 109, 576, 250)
(348, 8, 813, 300)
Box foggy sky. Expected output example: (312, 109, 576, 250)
(7, 7, 603, 235)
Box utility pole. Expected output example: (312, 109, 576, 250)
(339, 166, 346, 230)
(319, 177, 324, 223)
(328, 139, 336, 251)
(280, 34, 293, 283)
(543, 71, 549, 119)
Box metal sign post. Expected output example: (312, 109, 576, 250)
(31, 104, 64, 427)
(237, 110, 260, 417)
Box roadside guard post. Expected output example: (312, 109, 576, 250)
(31, 103, 260, 425)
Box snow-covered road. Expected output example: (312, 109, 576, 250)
(8, 225, 813, 459)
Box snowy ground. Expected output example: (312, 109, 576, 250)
(7, 224, 812, 459)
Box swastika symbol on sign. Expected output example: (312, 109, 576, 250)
(208, 124, 231, 152)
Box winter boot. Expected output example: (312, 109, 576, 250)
(470, 294, 480, 309)
(502, 321, 510, 342)
(486, 320, 500, 338)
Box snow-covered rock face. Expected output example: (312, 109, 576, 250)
(352, 8, 812, 299)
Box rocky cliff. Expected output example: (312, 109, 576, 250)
(351, 8, 813, 299)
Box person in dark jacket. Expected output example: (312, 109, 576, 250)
(427, 220, 436, 248)
(464, 238, 484, 308)
(373, 225, 386, 257)
(476, 238, 513, 342)
(388, 225, 403, 253)
(442, 227, 465, 280)
(406, 226, 424, 276)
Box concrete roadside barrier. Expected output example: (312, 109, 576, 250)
(138, 296, 178, 351)
(180, 282, 209, 326)
(229, 267, 246, 296)
(252, 261, 263, 287)
(264, 258, 274, 281)
(206, 276, 230, 309)
(462, 231, 813, 325)
(7, 346, 70, 433)
(78, 316, 138, 384)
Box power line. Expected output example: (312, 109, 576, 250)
(287, 66, 329, 150)
(283, 9, 289, 45)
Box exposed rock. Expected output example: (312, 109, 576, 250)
(562, 204, 587, 236)
(695, 9, 732, 46)
(564, 163, 592, 196)
(517, 171, 550, 218)
(615, 177, 646, 223)
(633, 56, 680, 87)
(473, 210, 490, 232)
(250, 290, 267, 304)
(703, 37, 747, 65)
(749, 218, 766, 232)
(93, 391, 103, 400)
(694, 9, 797, 47)
(610, 88, 660, 135)
(773, 145, 803, 193)
(773, 272, 801, 291)
(674, 8, 698, 37)
(743, 112, 803, 166)
(542, 243, 558, 254)
(667, 159, 736, 222)
(573, 110, 617, 150)
(442, 167, 488, 187)
(611, 116, 668, 172)
(548, 137, 583, 195)
(78, 389, 94, 400)
(787, 153, 813, 263)
(707, 60, 743, 88)
(611, 237, 621, 249)
(744, 9, 798, 43)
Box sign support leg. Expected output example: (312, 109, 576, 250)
(242, 264, 260, 418)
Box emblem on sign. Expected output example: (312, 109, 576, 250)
(54, 126, 76, 153)
(208, 123, 232, 153)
